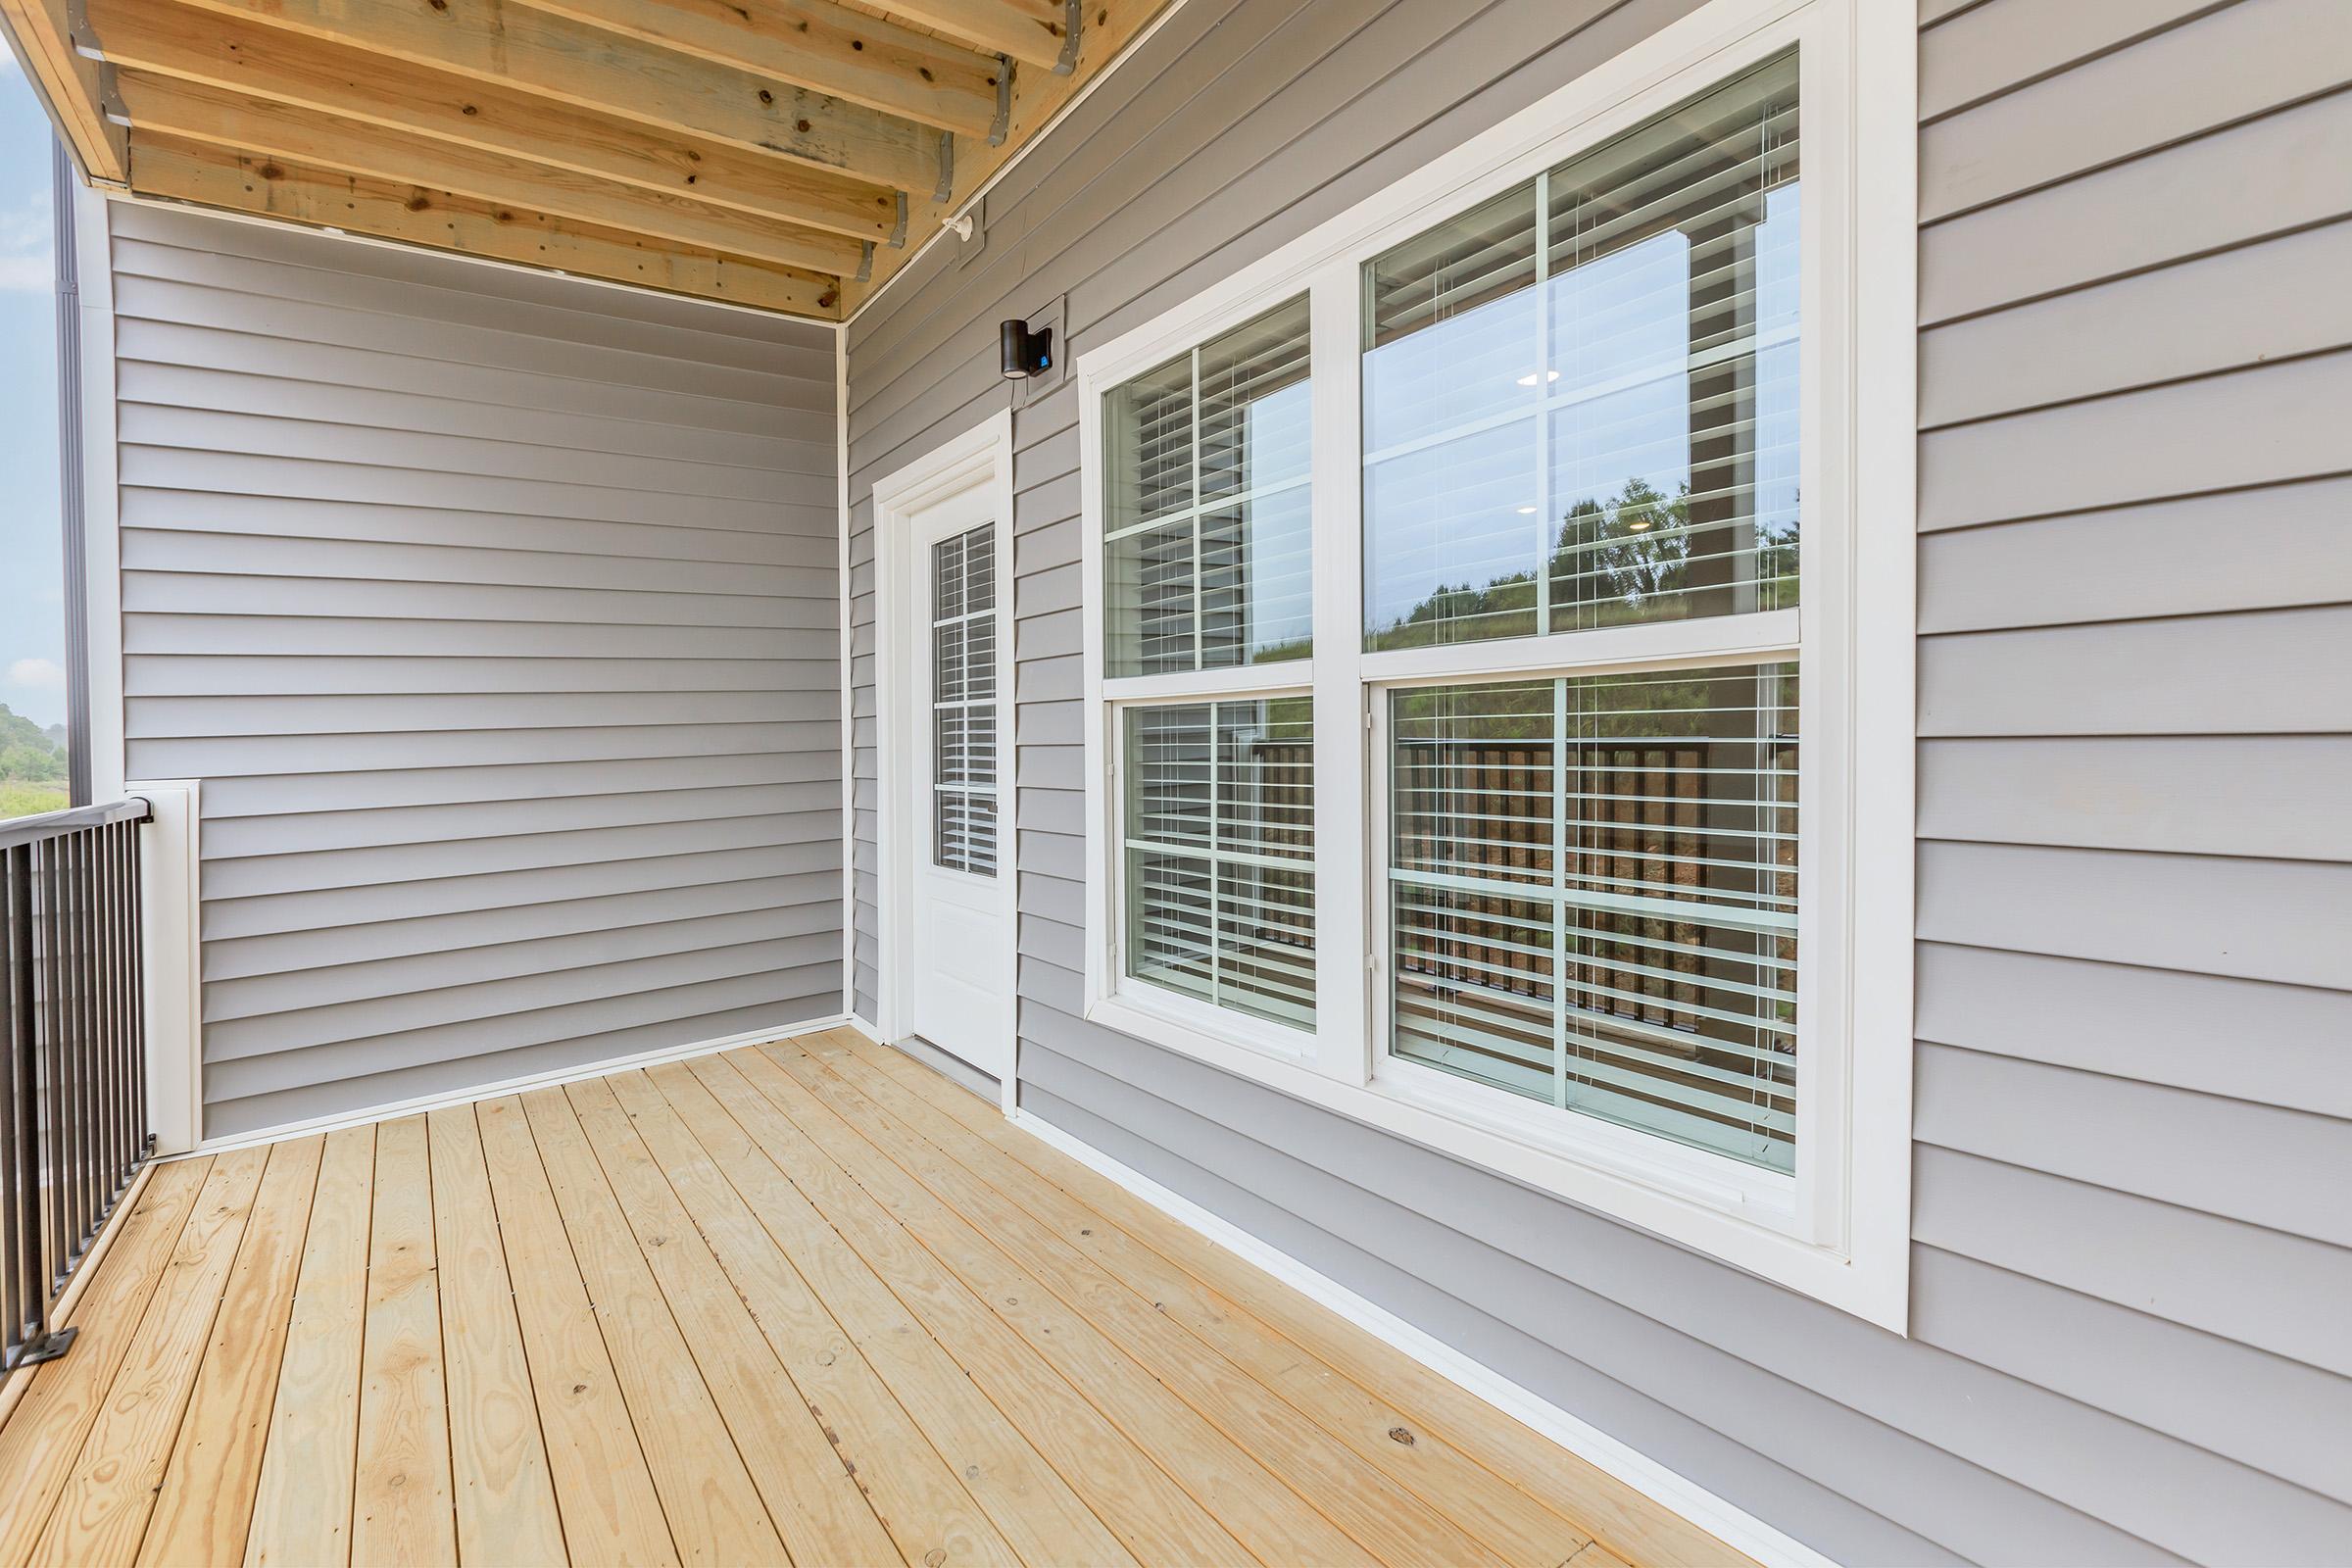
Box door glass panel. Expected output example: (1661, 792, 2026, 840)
(932, 523, 998, 876)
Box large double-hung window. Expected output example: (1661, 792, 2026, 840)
(1078, 0, 1912, 1326)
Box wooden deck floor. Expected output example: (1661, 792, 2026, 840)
(0, 1028, 1742, 1568)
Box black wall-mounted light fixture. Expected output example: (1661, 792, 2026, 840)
(1000, 318, 1054, 379)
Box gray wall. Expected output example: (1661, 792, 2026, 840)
(111, 203, 845, 1138)
(845, 0, 2352, 1561)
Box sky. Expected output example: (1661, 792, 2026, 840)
(0, 47, 65, 732)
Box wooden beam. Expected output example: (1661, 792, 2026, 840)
(850, 0, 1165, 311)
(120, 70, 870, 275)
(0, 0, 127, 180)
(879, 0, 1071, 71)
(164, 0, 946, 195)
(129, 130, 843, 318)
(512, 0, 1002, 136)
(84, 0, 902, 243)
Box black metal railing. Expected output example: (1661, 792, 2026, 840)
(0, 798, 154, 1369)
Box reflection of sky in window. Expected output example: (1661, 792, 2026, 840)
(1363, 175, 1800, 638)
(0, 62, 65, 731)
(1752, 183, 1800, 553)
(1238, 381, 1312, 660)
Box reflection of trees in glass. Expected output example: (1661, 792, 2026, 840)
(1369, 474, 1798, 650)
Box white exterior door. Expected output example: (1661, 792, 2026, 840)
(895, 481, 1012, 1078)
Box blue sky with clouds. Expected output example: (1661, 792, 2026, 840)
(0, 49, 65, 731)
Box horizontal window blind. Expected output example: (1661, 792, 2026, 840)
(1363, 51, 1801, 651)
(1387, 665, 1798, 1172)
(933, 523, 998, 877)
(1124, 698, 1316, 1029)
(1104, 296, 1313, 677)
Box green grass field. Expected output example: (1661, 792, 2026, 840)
(0, 780, 70, 820)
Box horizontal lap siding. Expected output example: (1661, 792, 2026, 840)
(847, 1, 2352, 1560)
(113, 205, 844, 1138)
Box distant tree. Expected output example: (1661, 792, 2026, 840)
(0, 705, 69, 783)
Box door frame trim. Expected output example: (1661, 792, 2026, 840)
(871, 406, 1019, 1110)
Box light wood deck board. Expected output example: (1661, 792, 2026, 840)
(0, 1030, 1747, 1568)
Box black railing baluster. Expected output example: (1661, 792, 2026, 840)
(0, 800, 154, 1369)
(4, 846, 32, 1350)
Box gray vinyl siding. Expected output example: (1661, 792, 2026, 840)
(844, 0, 2352, 1562)
(112, 204, 844, 1139)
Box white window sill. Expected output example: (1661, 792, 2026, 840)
(1084, 985, 1899, 1329)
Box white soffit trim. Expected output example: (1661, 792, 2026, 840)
(1009, 1105, 1839, 1568)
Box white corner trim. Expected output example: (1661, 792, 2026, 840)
(178, 1013, 857, 1156)
(74, 177, 124, 803)
(837, 319, 858, 1032)
(128, 779, 202, 1155)
(1008, 1105, 1838, 1568)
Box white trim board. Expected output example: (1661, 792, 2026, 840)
(179, 1013, 856, 1156)
(129, 778, 202, 1155)
(74, 176, 124, 803)
(1007, 1103, 1839, 1568)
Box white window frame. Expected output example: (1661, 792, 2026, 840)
(1077, 0, 1914, 1330)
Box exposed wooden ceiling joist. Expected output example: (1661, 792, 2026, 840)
(117, 69, 874, 276)
(878, 0, 1073, 71)
(134, 130, 841, 315)
(84, 0, 906, 243)
(0, 0, 127, 180)
(848, 0, 1162, 312)
(166, 0, 950, 194)
(4, 0, 1176, 319)
(511, 0, 1004, 136)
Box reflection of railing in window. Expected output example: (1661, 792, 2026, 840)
(1228, 738, 1315, 965)
(1389, 733, 1796, 1162)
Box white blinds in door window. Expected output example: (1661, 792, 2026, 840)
(933, 523, 998, 876)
